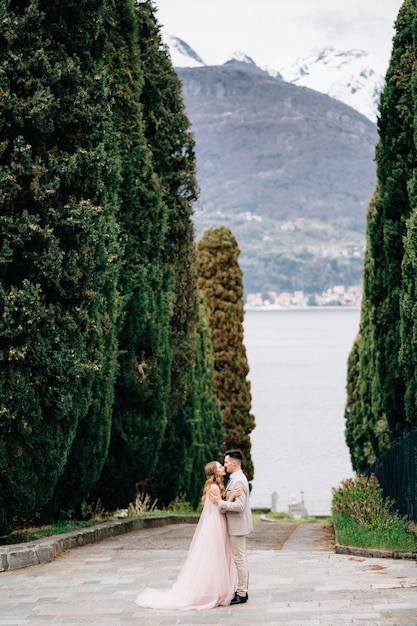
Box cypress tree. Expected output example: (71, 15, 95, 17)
(345, 0, 417, 470)
(345, 192, 390, 470)
(136, 1, 200, 506)
(344, 334, 365, 470)
(182, 293, 224, 507)
(0, 0, 120, 528)
(399, 25, 417, 433)
(92, 0, 172, 511)
(367, 0, 415, 444)
(399, 191, 417, 429)
(196, 226, 255, 482)
(398, 2, 417, 432)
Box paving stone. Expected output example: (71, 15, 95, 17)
(0, 522, 416, 624)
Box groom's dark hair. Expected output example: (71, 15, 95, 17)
(225, 449, 243, 461)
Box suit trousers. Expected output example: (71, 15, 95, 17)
(229, 534, 249, 596)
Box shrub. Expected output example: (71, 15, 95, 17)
(331, 473, 394, 528)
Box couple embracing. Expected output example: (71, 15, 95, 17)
(135, 449, 253, 611)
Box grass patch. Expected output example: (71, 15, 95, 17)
(333, 514, 417, 552)
(0, 518, 114, 545)
(332, 474, 417, 553)
(250, 508, 331, 523)
(0, 494, 201, 546)
(0, 511, 201, 546)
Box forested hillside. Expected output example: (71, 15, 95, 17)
(177, 63, 378, 295)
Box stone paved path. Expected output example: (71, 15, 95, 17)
(0, 522, 416, 625)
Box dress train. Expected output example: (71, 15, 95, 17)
(135, 498, 236, 610)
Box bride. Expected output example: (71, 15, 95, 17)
(135, 460, 240, 610)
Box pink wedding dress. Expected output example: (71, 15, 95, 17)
(135, 497, 236, 610)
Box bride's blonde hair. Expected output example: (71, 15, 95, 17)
(201, 461, 226, 503)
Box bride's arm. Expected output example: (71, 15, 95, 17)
(208, 484, 221, 498)
(210, 485, 242, 502)
(208, 484, 241, 513)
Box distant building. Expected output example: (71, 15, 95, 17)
(245, 285, 363, 308)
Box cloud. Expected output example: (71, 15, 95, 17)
(295, 8, 395, 66)
(155, 0, 400, 70)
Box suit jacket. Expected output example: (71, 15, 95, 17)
(218, 468, 253, 536)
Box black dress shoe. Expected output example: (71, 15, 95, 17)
(230, 593, 248, 605)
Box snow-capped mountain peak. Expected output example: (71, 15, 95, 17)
(225, 51, 257, 66)
(279, 47, 385, 122)
(161, 33, 384, 123)
(162, 32, 206, 68)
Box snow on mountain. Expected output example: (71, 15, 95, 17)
(161, 32, 384, 123)
(162, 32, 206, 68)
(161, 32, 257, 69)
(278, 47, 385, 122)
(225, 51, 257, 66)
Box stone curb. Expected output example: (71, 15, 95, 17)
(335, 542, 416, 560)
(0, 515, 198, 573)
(2, 516, 414, 573)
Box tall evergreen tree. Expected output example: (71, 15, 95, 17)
(345, 333, 364, 469)
(399, 18, 417, 432)
(0, 0, 120, 528)
(196, 226, 255, 482)
(182, 293, 224, 508)
(367, 0, 415, 444)
(345, 0, 417, 469)
(399, 187, 417, 429)
(398, 3, 417, 432)
(92, 0, 172, 511)
(136, 0, 200, 506)
(345, 192, 391, 471)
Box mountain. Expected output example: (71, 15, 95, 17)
(279, 47, 385, 123)
(162, 33, 206, 68)
(162, 33, 384, 122)
(176, 63, 377, 295)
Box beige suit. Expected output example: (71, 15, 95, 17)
(219, 469, 253, 534)
(218, 468, 253, 597)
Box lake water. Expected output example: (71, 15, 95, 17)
(244, 307, 361, 515)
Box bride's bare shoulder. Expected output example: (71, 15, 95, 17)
(208, 484, 221, 496)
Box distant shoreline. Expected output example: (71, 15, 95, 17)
(245, 305, 361, 312)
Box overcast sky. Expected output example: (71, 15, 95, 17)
(154, 0, 404, 71)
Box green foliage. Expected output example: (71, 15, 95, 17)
(0, 0, 250, 526)
(92, 0, 172, 511)
(0, 0, 120, 526)
(241, 245, 364, 297)
(366, 0, 415, 443)
(333, 513, 417, 552)
(0, 518, 111, 546)
(137, 0, 200, 507)
(180, 293, 224, 507)
(399, 210, 417, 428)
(332, 474, 417, 552)
(332, 474, 393, 528)
(344, 334, 368, 470)
(332, 472, 417, 551)
(345, 0, 417, 468)
(344, 198, 389, 471)
(164, 495, 196, 515)
(196, 226, 255, 481)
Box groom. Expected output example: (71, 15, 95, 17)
(211, 449, 253, 605)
